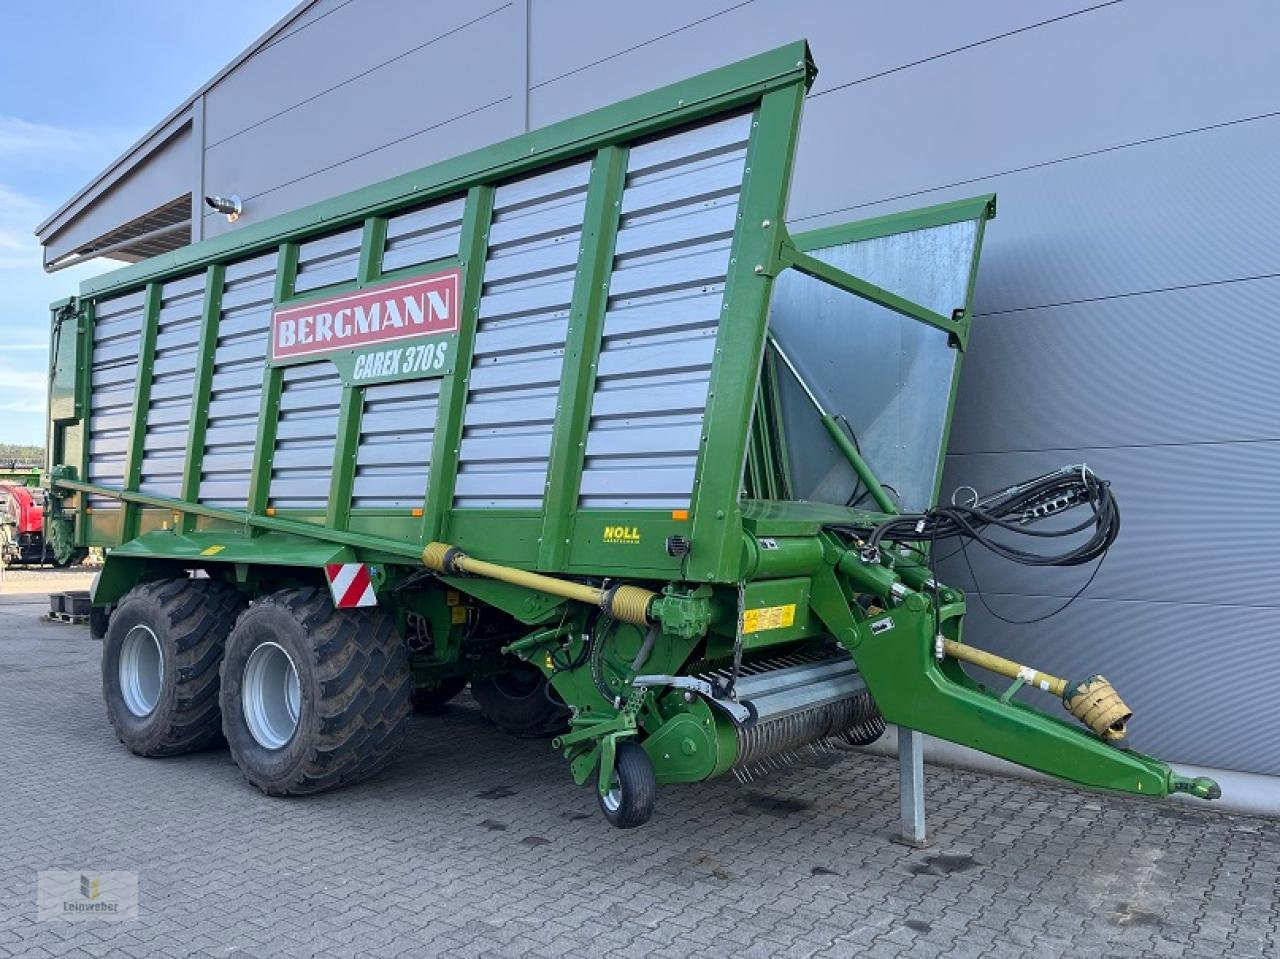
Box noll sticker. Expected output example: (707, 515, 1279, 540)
(742, 603, 796, 634)
(603, 525, 640, 544)
(271, 269, 460, 362)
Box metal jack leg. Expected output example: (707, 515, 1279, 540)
(895, 726, 929, 847)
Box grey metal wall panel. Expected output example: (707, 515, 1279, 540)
(453, 159, 591, 509)
(788, 0, 1280, 224)
(579, 112, 749, 509)
(528, 0, 1094, 125)
(87, 290, 146, 508)
(203, 0, 507, 146)
(949, 277, 1280, 455)
(382, 196, 466, 273)
(269, 364, 343, 510)
(958, 595, 1280, 776)
(352, 379, 439, 509)
(199, 251, 277, 507)
(139, 272, 206, 498)
(201, 6, 518, 222)
(202, 99, 517, 240)
(800, 114, 1280, 318)
(937, 443, 1280, 609)
(293, 224, 362, 293)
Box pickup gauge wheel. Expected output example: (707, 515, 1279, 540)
(598, 742, 657, 829)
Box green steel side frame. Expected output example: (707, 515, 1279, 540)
(325, 218, 385, 531)
(778, 244, 967, 347)
(538, 145, 628, 570)
(179, 264, 224, 532)
(422, 185, 494, 543)
(246, 243, 298, 522)
(790, 194, 996, 252)
(119, 283, 161, 542)
(75, 299, 94, 538)
(785, 193, 998, 509)
(60, 41, 819, 584)
(687, 81, 809, 583)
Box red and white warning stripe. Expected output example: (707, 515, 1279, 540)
(324, 563, 377, 608)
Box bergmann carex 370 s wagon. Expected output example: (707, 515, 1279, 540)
(44, 42, 1218, 826)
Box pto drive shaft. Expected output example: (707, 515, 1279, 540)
(422, 541, 657, 626)
(940, 639, 1132, 742)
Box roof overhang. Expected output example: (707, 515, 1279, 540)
(33, 0, 322, 272)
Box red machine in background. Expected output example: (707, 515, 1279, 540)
(0, 482, 82, 566)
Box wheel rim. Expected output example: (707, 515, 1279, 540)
(242, 642, 302, 750)
(119, 625, 163, 717)
(602, 773, 622, 812)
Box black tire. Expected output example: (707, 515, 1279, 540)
(471, 662, 570, 738)
(411, 676, 468, 715)
(102, 578, 246, 757)
(219, 588, 411, 796)
(52, 547, 88, 568)
(598, 742, 657, 829)
(89, 605, 111, 641)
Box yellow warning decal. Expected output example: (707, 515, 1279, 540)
(200, 545, 225, 556)
(450, 605, 468, 625)
(742, 603, 796, 634)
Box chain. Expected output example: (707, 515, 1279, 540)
(725, 581, 746, 700)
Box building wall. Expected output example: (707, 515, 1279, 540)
(155, 0, 1280, 774)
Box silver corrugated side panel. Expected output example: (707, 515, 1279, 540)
(88, 289, 147, 509)
(770, 218, 981, 512)
(578, 111, 750, 509)
(382, 196, 466, 274)
(138, 272, 205, 499)
(453, 159, 590, 508)
(199, 251, 277, 508)
(269, 363, 343, 511)
(352, 379, 440, 509)
(293, 224, 362, 294)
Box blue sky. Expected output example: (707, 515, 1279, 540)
(0, 1, 296, 445)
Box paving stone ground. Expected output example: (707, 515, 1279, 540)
(0, 575, 1276, 958)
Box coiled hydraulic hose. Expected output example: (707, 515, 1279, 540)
(861, 465, 1119, 567)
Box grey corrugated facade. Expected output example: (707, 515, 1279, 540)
(45, 0, 1280, 776)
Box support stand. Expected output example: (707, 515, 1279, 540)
(894, 726, 929, 847)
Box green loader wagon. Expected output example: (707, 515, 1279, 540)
(44, 41, 1217, 826)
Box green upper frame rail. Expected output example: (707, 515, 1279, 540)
(782, 194, 997, 351)
(77, 42, 817, 300)
(789, 194, 997, 253)
(52, 41, 821, 585)
(50, 49, 1003, 588)
(761, 193, 997, 511)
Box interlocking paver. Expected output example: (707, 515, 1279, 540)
(1, 585, 1277, 959)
